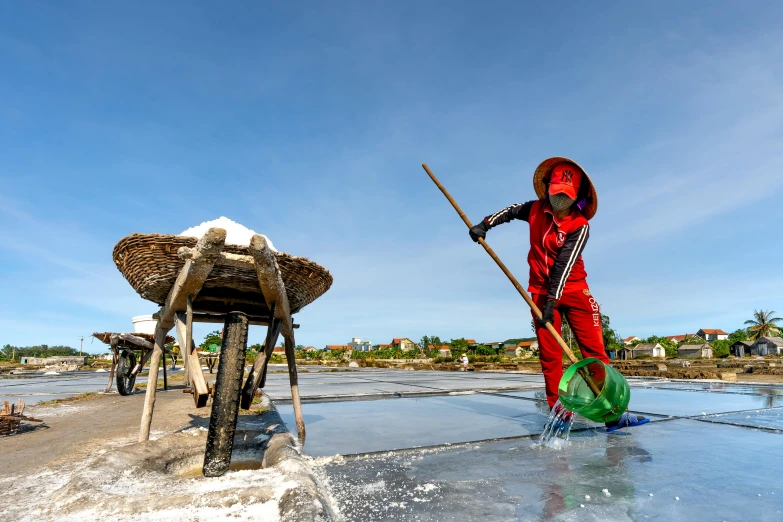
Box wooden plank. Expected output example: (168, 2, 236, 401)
(189, 350, 210, 408)
(157, 227, 227, 330)
(139, 327, 167, 442)
(116, 333, 155, 350)
(174, 312, 190, 387)
(191, 312, 299, 328)
(179, 249, 254, 269)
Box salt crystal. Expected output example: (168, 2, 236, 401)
(584, 495, 590, 500)
(180, 216, 277, 250)
(580, 504, 585, 508)
(675, 497, 679, 501)
(649, 493, 654, 497)
(701, 412, 707, 416)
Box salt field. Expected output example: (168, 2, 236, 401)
(264, 369, 783, 521)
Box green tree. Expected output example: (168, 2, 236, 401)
(601, 314, 623, 353)
(475, 344, 495, 356)
(744, 310, 783, 340)
(711, 339, 730, 358)
(450, 338, 470, 354)
(200, 330, 222, 349)
(727, 328, 749, 344)
(295, 344, 305, 351)
(683, 335, 706, 345)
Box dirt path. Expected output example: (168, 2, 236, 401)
(1, 384, 209, 478)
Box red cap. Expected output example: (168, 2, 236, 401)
(548, 162, 582, 199)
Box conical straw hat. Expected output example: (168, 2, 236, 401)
(533, 157, 598, 220)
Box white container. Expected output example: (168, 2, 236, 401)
(132, 315, 157, 335)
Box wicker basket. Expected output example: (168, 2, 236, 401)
(113, 234, 333, 316)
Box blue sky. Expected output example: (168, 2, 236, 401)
(1, 2, 782, 353)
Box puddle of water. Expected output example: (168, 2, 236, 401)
(179, 459, 265, 477)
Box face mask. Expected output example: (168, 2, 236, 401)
(549, 192, 575, 212)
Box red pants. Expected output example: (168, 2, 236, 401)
(531, 289, 609, 408)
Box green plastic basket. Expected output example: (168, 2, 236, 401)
(558, 358, 630, 423)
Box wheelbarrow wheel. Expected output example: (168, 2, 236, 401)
(116, 350, 137, 396)
(203, 312, 248, 477)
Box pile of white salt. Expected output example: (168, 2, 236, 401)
(180, 216, 277, 251)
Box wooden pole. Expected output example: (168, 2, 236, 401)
(259, 320, 283, 389)
(175, 312, 190, 387)
(105, 336, 118, 393)
(422, 162, 603, 397)
(186, 295, 194, 385)
(241, 302, 278, 409)
(249, 234, 305, 439)
(138, 326, 168, 442)
(283, 330, 305, 441)
(162, 351, 168, 391)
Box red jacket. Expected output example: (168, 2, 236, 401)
(484, 199, 589, 299)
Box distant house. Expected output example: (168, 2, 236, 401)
(465, 339, 478, 348)
(678, 343, 713, 359)
(482, 341, 504, 351)
(505, 340, 539, 358)
(377, 344, 392, 349)
(628, 343, 666, 358)
(730, 340, 753, 357)
(303, 346, 317, 351)
(750, 337, 783, 356)
(622, 336, 641, 346)
(697, 329, 729, 342)
(325, 345, 351, 352)
(428, 345, 452, 358)
(272, 345, 286, 354)
(666, 335, 689, 344)
(391, 338, 416, 351)
(347, 337, 372, 352)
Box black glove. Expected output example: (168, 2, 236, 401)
(540, 299, 556, 326)
(469, 220, 489, 242)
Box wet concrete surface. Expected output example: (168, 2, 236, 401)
(319, 419, 783, 521)
(264, 367, 544, 402)
(0, 371, 151, 404)
(269, 369, 783, 520)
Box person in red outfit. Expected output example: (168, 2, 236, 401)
(469, 157, 647, 431)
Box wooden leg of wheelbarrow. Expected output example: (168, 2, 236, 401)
(249, 233, 303, 439)
(258, 320, 282, 389)
(105, 336, 118, 393)
(162, 352, 168, 391)
(138, 327, 168, 442)
(203, 312, 248, 477)
(283, 330, 305, 442)
(188, 349, 210, 407)
(241, 306, 280, 409)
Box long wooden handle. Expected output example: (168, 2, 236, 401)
(422, 163, 603, 396)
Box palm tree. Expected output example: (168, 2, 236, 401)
(744, 310, 783, 340)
